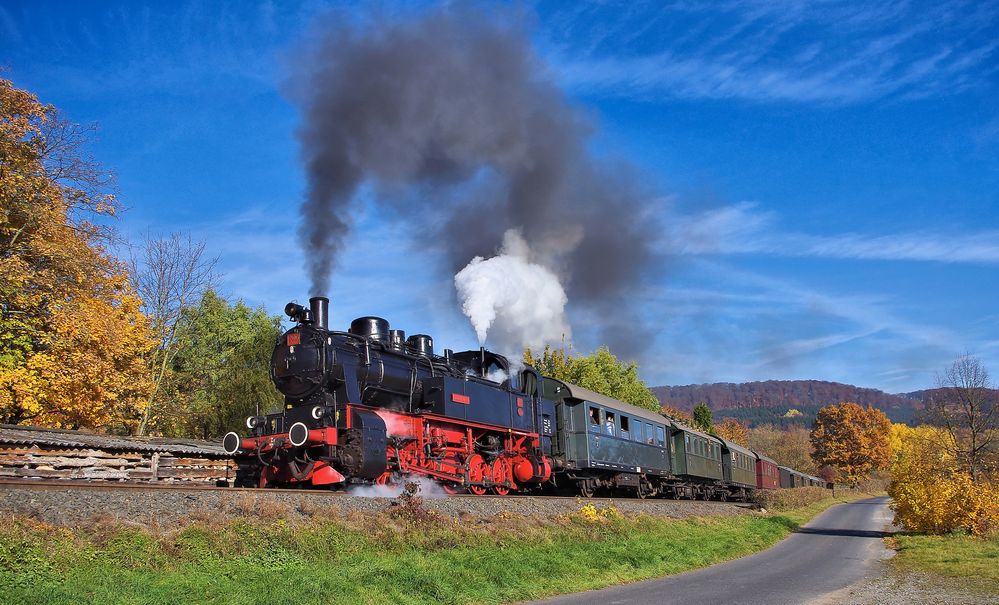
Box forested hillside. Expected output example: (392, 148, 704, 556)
(652, 380, 922, 427)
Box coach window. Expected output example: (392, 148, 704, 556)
(633, 421, 643, 442)
(655, 426, 665, 447)
(620, 416, 630, 439)
(645, 422, 654, 444)
(589, 406, 601, 432)
(605, 412, 616, 436)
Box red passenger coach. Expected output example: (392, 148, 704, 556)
(753, 451, 780, 490)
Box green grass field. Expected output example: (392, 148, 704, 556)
(890, 532, 999, 594)
(0, 492, 869, 605)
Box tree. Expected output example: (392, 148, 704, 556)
(660, 404, 692, 425)
(714, 417, 749, 446)
(926, 355, 997, 483)
(888, 423, 998, 535)
(748, 425, 817, 473)
(158, 290, 283, 438)
(0, 78, 155, 429)
(524, 345, 660, 412)
(130, 232, 217, 435)
(810, 402, 891, 486)
(692, 402, 712, 432)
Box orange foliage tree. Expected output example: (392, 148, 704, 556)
(659, 404, 692, 425)
(810, 402, 891, 486)
(714, 418, 750, 447)
(0, 78, 155, 429)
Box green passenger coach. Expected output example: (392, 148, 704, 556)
(546, 378, 670, 498)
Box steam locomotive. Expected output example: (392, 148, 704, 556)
(222, 296, 827, 498)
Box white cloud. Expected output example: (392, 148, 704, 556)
(668, 202, 999, 264)
(544, 0, 998, 105)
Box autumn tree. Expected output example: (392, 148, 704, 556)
(0, 78, 155, 429)
(156, 290, 282, 438)
(524, 345, 660, 411)
(888, 423, 998, 535)
(660, 404, 692, 425)
(714, 417, 750, 447)
(810, 402, 891, 486)
(747, 425, 816, 473)
(130, 232, 217, 435)
(926, 355, 997, 483)
(692, 402, 712, 432)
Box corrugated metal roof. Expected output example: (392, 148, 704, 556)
(0, 425, 229, 457)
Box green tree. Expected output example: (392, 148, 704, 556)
(158, 290, 283, 438)
(692, 402, 712, 432)
(524, 345, 660, 412)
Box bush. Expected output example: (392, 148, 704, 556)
(752, 487, 829, 511)
(888, 424, 999, 536)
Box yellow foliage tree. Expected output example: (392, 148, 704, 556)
(0, 78, 155, 429)
(888, 423, 998, 536)
(810, 402, 891, 486)
(714, 418, 750, 447)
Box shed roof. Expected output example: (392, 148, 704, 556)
(0, 424, 230, 457)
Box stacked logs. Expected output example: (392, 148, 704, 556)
(0, 425, 234, 484)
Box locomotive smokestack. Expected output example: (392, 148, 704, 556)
(310, 296, 329, 330)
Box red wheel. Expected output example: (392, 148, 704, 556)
(467, 454, 489, 496)
(491, 458, 513, 496)
(442, 482, 465, 495)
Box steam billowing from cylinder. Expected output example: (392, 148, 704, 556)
(291, 6, 661, 358)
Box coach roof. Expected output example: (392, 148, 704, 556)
(555, 380, 671, 427)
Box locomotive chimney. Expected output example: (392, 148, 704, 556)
(310, 296, 329, 330)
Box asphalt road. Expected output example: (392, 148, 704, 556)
(530, 496, 895, 605)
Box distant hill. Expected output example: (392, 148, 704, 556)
(652, 380, 923, 427)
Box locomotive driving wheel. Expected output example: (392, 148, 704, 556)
(466, 454, 489, 496)
(491, 457, 512, 496)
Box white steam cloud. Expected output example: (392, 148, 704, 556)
(454, 229, 570, 358)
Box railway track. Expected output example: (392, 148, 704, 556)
(0, 478, 756, 505)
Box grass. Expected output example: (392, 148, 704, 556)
(889, 532, 999, 594)
(0, 491, 873, 605)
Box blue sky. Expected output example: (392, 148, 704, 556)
(3, 1, 997, 392)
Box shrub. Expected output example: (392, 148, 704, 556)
(752, 487, 829, 511)
(888, 424, 999, 536)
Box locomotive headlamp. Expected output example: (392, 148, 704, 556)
(222, 432, 241, 455)
(310, 405, 326, 420)
(245, 416, 264, 430)
(285, 302, 305, 318)
(288, 422, 310, 447)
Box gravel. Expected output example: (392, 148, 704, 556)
(807, 553, 999, 605)
(0, 483, 754, 527)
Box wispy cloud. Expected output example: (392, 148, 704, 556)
(544, 0, 998, 104)
(669, 202, 999, 264)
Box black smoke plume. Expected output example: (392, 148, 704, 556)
(291, 7, 662, 358)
